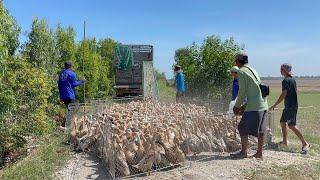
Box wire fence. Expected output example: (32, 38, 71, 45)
(66, 99, 251, 179)
(63, 99, 320, 179)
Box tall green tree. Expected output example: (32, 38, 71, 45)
(22, 18, 60, 104)
(76, 39, 100, 101)
(55, 24, 77, 70)
(75, 38, 115, 101)
(175, 35, 242, 100)
(0, 1, 20, 116)
(23, 18, 58, 75)
(0, 1, 20, 59)
(97, 38, 116, 96)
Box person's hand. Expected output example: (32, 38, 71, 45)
(233, 105, 245, 115)
(239, 105, 246, 115)
(81, 77, 86, 82)
(269, 105, 276, 111)
(59, 100, 64, 105)
(233, 106, 240, 115)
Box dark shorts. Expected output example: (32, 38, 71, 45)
(62, 99, 75, 109)
(280, 109, 298, 126)
(238, 111, 267, 137)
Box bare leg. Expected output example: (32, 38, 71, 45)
(281, 122, 288, 145)
(288, 125, 308, 147)
(254, 133, 264, 159)
(176, 92, 180, 103)
(240, 135, 248, 157)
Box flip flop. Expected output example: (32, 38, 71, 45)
(301, 144, 312, 154)
(277, 141, 288, 146)
(230, 151, 247, 159)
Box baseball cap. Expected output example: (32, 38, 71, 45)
(229, 66, 239, 73)
(281, 63, 293, 75)
(235, 53, 248, 62)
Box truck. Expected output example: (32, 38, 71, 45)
(113, 44, 158, 98)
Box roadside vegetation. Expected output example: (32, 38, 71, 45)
(155, 70, 176, 103)
(0, 131, 71, 180)
(0, 1, 115, 166)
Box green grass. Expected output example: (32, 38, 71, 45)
(157, 78, 176, 103)
(0, 131, 72, 180)
(268, 90, 320, 108)
(244, 161, 320, 180)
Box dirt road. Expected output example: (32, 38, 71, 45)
(53, 149, 318, 180)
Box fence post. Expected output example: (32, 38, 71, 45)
(266, 111, 273, 146)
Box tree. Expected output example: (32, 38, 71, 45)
(174, 35, 242, 101)
(97, 38, 116, 96)
(74, 38, 116, 100)
(55, 24, 78, 70)
(22, 18, 60, 104)
(0, 1, 20, 59)
(23, 18, 58, 75)
(76, 39, 100, 101)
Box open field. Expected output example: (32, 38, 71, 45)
(264, 77, 320, 93)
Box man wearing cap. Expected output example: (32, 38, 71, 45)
(58, 61, 85, 109)
(232, 53, 268, 159)
(269, 63, 311, 154)
(174, 65, 185, 103)
(230, 66, 240, 101)
(228, 66, 239, 114)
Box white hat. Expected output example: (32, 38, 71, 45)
(229, 66, 239, 73)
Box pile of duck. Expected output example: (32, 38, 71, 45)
(69, 100, 256, 177)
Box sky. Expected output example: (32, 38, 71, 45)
(4, 0, 320, 78)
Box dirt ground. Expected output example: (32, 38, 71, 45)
(54, 151, 110, 180)
(53, 148, 318, 180)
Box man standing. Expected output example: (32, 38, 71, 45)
(269, 63, 311, 154)
(228, 66, 239, 114)
(232, 53, 268, 159)
(58, 61, 85, 109)
(174, 65, 185, 103)
(230, 66, 240, 101)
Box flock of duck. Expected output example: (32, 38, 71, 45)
(68, 100, 256, 177)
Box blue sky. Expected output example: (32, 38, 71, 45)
(4, 0, 320, 78)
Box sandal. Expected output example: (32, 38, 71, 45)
(277, 141, 288, 147)
(301, 144, 312, 154)
(230, 151, 247, 159)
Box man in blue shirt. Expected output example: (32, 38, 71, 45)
(174, 65, 185, 103)
(58, 61, 85, 109)
(230, 66, 239, 101)
(228, 66, 239, 114)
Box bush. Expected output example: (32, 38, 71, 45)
(0, 59, 53, 160)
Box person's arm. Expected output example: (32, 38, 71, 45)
(233, 73, 246, 115)
(234, 73, 246, 108)
(70, 73, 84, 88)
(269, 79, 288, 111)
(232, 80, 239, 101)
(176, 73, 182, 91)
(269, 90, 287, 111)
